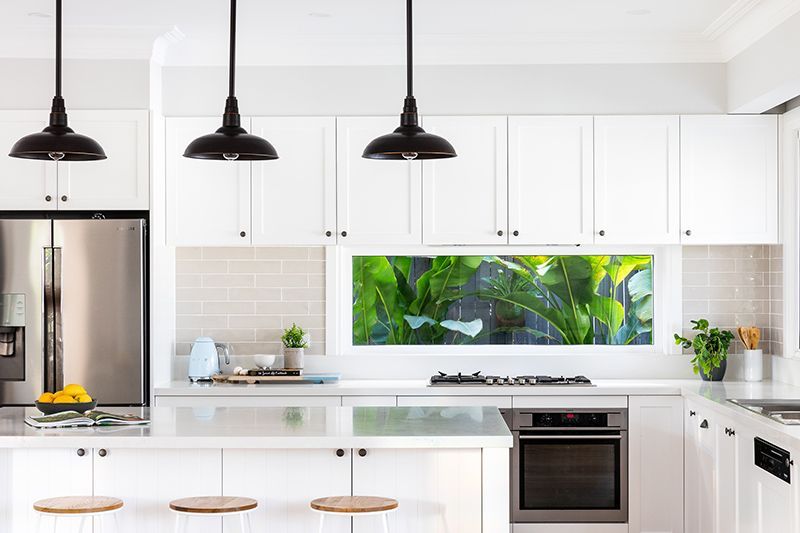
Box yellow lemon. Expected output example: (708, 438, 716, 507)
(37, 392, 55, 403)
(63, 384, 87, 396)
(53, 395, 77, 404)
(75, 394, 92, 403)
(52, 390, 68, 398)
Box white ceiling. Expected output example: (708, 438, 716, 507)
(1, 0, 799, 65)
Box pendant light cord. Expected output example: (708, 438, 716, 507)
(406, 0, 413, 98)
(55, 0, 62, 98)
(228, 0, 236, 98)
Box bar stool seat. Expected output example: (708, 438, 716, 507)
(33, 496, 123, 532)
(311, 495, 398, 533)
(169, 496, 257, 533)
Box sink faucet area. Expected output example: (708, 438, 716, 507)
(728, 399, 800, 425)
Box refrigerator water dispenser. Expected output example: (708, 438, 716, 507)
(0, 294, 25, 380)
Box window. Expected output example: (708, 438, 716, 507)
(352, 255, 653, 346)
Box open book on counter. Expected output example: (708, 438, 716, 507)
(25, 410, 150, 429)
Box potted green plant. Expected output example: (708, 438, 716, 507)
(281, 323, 308, 369)
(674, 319, 734, 381)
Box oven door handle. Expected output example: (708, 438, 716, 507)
(518, 434, 624, 440)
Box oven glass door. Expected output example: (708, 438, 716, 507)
(513, 430, 628, 523)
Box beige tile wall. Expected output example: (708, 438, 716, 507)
(682, 245, 783, 355)
(175, 247, 326, 356)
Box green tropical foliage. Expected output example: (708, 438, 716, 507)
(352, 255, 654, 346)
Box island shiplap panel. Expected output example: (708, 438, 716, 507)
(176, 246, 326, 357)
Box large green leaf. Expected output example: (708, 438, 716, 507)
(604, 256, 652, 288)
(404, 315, 436, 329)
(440, 319, 484, 338)
(538, 256, 595, 306)
(628, 267, 652, 302)
(352, 256, 402, 345)
(589, 296, 625, 335)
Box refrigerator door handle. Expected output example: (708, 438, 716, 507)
(43, 247, 55, 393)
(52, 248, 63, 392)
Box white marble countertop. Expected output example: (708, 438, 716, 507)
(0, 405, 512, 449)
(154, 379, 684, 397)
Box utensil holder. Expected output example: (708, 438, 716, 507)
(743, 349, 763, 382)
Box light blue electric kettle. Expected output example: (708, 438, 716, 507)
(188, 337, 231, 382)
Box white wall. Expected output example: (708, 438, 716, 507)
(0, 58, 150, 109)
(728, 11, 800, 113)
(162, 63, 727, 116)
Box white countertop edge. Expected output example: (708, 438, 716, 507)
(154, 379, 684, 397)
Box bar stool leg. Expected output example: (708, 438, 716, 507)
(382, 513, 390, 533)
(173, 514, 182, 533)
(35, 512, 42, 533)
(77, 515, 87, 533)
(112, 513, 121, 533)
(239, 513, 247, 533)
(51, 516, 57, 533)
(245, 513, 253, 533)
(317, 513, 325, 533)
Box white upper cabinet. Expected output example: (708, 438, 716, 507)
(166, 117, 251, 246)
(681, 115, 778, 244)
(337, 117, 422, 244)
(423, 116, 508, 245)
(508, 116, 593, 245)
(0, 111, 57, 210)
(594, 116, 680, 244)
(58, 110, 149, 210)
(251, 117, 337, 245)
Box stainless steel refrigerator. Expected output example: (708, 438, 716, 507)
(0, 217, 147, 406)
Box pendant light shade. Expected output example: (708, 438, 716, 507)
(184, 0, 277, 161)
(9, 0, 106, 162)
(363, 0, 455, 161)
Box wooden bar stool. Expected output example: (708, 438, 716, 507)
(310, 495, 398, 533)
(33, 496, 123, 533)
(169, 496, 257, 533)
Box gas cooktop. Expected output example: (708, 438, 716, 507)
(429, 372, 593, 386)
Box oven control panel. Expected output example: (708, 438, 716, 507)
(514, 409, 627, 430)
(755, 437, 791, 483)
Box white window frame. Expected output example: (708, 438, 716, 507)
(781, 109, 800, 359)
(326, 245, 682, 356)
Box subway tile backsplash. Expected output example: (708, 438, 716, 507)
(175, 247, 326, 357)
(682, 245, 782, 355)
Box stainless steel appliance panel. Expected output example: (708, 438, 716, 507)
(53, 219, 145, 405)
(0, 220, 52, 404)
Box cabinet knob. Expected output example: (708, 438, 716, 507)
(598, 230, 605, 237)
(497, 230, 504, 237)
(61, 195, 68, 202)
(512, 230, 519, 237)
(728, 428, 735, 437)
(341, 231, 348, 237)
(700, 419, 709, 429)
(76, 448, 86, 457)
(239, 231, 246, 238)
(689, 410, 696, 417)
(685, 230, 692, 236)
(98, 449, 108, 457)
(45, 195, 52, 202)
(336, 449, 345, 457)
(358, 448, 367, 457)
(325, 231, 332, 237)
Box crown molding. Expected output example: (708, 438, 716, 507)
(705, 0, 800, 60)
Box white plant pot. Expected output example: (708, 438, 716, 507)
(283, 348, 304, 370)
(743, 349, 763, 382)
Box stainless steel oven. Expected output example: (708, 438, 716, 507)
(511, 407, 628, 523)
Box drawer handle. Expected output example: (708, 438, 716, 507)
(689, 410, 696, 417)
(358, 448, 367, 457)
(700, 419, 709, 429)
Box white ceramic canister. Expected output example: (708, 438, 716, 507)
(743, 349, 763, 382)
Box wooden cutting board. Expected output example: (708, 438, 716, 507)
(212, 373, 340, 385)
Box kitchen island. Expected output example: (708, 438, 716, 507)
(0, 405, 511, 533)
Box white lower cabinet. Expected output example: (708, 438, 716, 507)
(397, 395, 512, 408)
(94, 448, 223, 533)
(685, 403, 715, 533)
(5, 448, 92, 533)
(352, 448, 483, 533)
(223, 449, 351, 533)
(341, 396, 397, 407)
(628, 396, 684, 533)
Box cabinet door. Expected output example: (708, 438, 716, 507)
(423, 116, 508, 244)
(595, 116, 680, 244)
(6, 448, 92, 533)
(223, 448, 351, 533)
(714, 415, 739, 533)
(681, 115, 778, 244)
(166, 117, 251, 246)
(58, 110, 149, 210)
(336, 117, 422, 244)
(628, 396, 684, 533)
(94, 448, 223, 533)
(352, 448, 482, 533)
(508, 116, 593, 244)
(0, 111, 57, 210)
(684, 404, 715, 533)
(737, 428, 795, 533)
(251, 117, 337, 245)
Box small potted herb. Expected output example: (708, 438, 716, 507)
(281, 323, 309, 369)
(674, 319, 734, 381)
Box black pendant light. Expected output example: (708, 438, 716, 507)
(363, 0, 456, 160)
(183, 0, 277, 161)
(9, 0, 106, 162)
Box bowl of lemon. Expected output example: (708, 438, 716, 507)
(35, 384, 96, 414)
